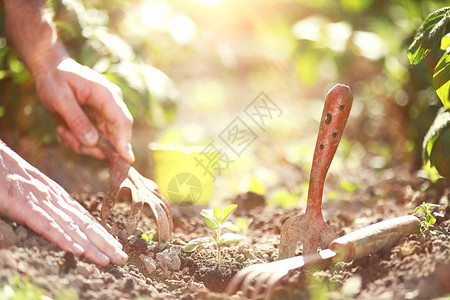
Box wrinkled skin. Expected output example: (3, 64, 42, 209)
(0, 0, 134, 266)
(0, 141, 128, 266)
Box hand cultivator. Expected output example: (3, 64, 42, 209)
(279, 84, 353, 258)
(98, 134, 173, 242)
(227, 215, 420, 299)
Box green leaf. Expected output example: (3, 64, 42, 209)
(141, 233, 154, 243)
(201, 209, 219, 229)
(414, 206, 422, 214)
(423, 108, 450, 164)
(183, 237, 214, 252)
(407, 7, 450, 65)
(219, 233, 246, 245)
(220, 221, 233, 229)
(434, 51, 450, 108)
(226, 223, 240, 232)
(426, 214, 436, 226)
(441, 33, 450, 50)
(228, 217, 253, 233)
(220, 204, 237, 224)
(213, 206, 222, 222)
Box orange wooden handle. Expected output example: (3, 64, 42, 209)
(307, 84, 353, 213)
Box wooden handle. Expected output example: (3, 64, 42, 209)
(330, 215, 420, 261)
(306, 84, 353, 214)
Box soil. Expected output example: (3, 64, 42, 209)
(0, 143, 449, 300)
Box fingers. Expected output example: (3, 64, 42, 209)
(55, 89, 99, 148)
(21, 202, 85, 257)
(37, 197, 111, 266)
(1, 141, 127, 267)
(97, 90, 135, 163)
(57, 125, 105, 159)
(77, 79, 134, 163)
(57, 199, 128, 266)
(36, 59, 134, 162)
(41, 180, 127, 265)
(27, 178, 126, 266)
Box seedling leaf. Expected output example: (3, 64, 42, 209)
(221, 221, 233, 229)
(423, 108, 450, 164)
(141, 233, 154, 243)
(426, 213, 436, 226)
(184, 204, 244, 265)
(213, 206, 222, 222)
(407, 7, 450, 65)
(414, 202, 441, 232)
(228, 217, 253, 233)
(183, 237, 214, 252)
(219, 233, 246, 245)
(201, 209, 219, 229)
(434, 51, 450, 108)
(220, 204, 237, 224)
(441, 33, 450, 50)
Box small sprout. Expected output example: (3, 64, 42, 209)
(141, 233, 154, 243)
(227, 217, 253, 234)
(183, 204, 246, 265)
(413, 202, 441, 232)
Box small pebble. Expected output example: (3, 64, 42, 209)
(118, 229, 128, 241)
(190, 281, 205, 292)
(76, 264, 93, 278)
(139, 254, 157, 274)
(15, 225, 28, 242)
(156, 249, 181, 271)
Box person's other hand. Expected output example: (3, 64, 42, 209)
(34, 58, 134, 163)
(0, 144, 128, 266)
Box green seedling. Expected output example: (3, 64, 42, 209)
(227, 217, 253, 234)
(141, 233, 154, 243)
(0, 274, 46, 300)
(183, 204, 246, 265)
(414, 202, 442, 232)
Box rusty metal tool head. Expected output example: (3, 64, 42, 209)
(279, 84, 353, 259)
(227, 215, 420, 299)
(98, 134, 173, 242)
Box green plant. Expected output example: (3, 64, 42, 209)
(227, 217, 253, 234)
(414, 202, 441, 232)
(408, 7, 450, 179)
(0, 274, 46, 300)
(182, 204, 246, 265)
(141, 233, 154, 243)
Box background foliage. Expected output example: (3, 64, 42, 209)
(0, 0, 448, 195)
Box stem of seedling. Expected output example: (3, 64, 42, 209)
(216, 228, 221, 265)
(182, 205, 246, 266)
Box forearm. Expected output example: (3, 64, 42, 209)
(3, 0, 68, 78)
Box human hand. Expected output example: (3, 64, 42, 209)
(0, 142, 128, 266)
(34, 57, 135, 163)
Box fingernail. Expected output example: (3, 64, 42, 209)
(113, 249, 128, 264)
(97, 252, 110, 266)
(127, 144, 135, 163)
(83, 131, 98, 146)
(71, 243, 84, 256)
